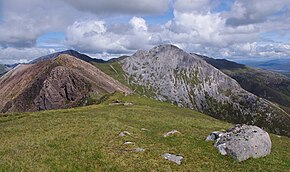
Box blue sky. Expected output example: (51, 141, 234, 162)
(0, 0, 290, 64)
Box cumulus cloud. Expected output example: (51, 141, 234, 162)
(1, 0, 290, 64)
(225, 0, 290, 26)
(0, 0, 80, 48)
(65, 17, 151, 53)
(0, 47, 56, 64)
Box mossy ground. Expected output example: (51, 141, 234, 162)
(0, 93, 289, 171)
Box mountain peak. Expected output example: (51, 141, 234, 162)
(122, 46, 290, 137)
(0, 54, 131, 113)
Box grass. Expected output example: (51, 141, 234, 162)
(92, 62, 129, 87)
(0, 93, 289, 171)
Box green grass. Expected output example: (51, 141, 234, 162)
(93, 62, 129, 87)
(0, 93, 289, 171)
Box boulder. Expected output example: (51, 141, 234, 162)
(161, 153, 183, 165)
(118, 131, 131, 137)
(206, 124, 272, 162)
(163, 130, 181, 137)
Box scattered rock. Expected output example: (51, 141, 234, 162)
(110, 100, 133, 106)
(124, 102, 133, 106)
(118, 131, 131, 137)
(164, 130, 180, 137)
(205, 131, 223, 141)
(134, 148, 145, 152)
(123, 141, 134, 145)
(207, 124, 272, 162)
(141, 128, 149, 131)
(161, 153, 183, 165)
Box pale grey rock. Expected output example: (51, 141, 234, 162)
(123, 141, 134, 145)
(118, 131, 131, 137)
(161, 153, 183, 165)
(135, 148, 145, 152)
(141, 128, 149, 131)
(212, 124, 272, 162)
(216, 143, 227, 155)
(205, 131, 223, 141)
(124, 102, 133, 106)
(121, 44, 290, 137)
(163, 130, 180, 137)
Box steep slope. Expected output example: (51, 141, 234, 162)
(120, 45, 290, 136)
(0, 54, 131, 113)
(30, 50, 106, 64)
(200, 55, 290, 112)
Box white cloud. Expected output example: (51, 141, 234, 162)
(129, 17, 148, 32)
(1, 0, 290, 64)
(0, 0, 80, 48)
(65, 17, 151, 53)
(0, 47, 56, 64)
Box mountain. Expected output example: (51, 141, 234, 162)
(30, 50, 106, 64)
(239, 59, 290, 78)
(200, 55, 290, 114)
(117, 45, 290, 136)
(0, 54, 131, 113)
(0, 64, 8, 76)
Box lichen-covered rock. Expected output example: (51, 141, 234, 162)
(209, 124, 272, 162)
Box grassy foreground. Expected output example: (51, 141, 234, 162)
(0, 93, 289, 171)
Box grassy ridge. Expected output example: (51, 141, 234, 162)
(0, 93, 289, 171)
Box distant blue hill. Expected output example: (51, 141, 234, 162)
(30, 50, 106, 64)
(238, 59, 290, 78)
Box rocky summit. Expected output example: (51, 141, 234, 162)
(121, 44, 290, 136)
(0, 54, 131, 113)
(207, 124, 272, 162)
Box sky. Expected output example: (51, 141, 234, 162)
(1, 0, 290, 64)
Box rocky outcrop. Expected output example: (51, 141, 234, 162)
(121, 44, 290, 136)
(0, 54, 131, 113)
(206, 124, 272, 162)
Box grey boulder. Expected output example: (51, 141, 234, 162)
(161, 153, 183, 165)
(207, 124, 272, 162)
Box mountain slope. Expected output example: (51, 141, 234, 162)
(241, 59, 290, 78)
(0, 64, 8, 76)
(0, 93, 289, 171)
(200, 55, 290, 113)
(0, 54, 131, 113)
(120, 45, 290, 136)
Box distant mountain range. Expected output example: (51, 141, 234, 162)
(200, 55, 290, 115)
(0, 46, 289, 137)
(239, 59, 290, 78)
(0, 64, 8, 76)
(30, 50, 106, 64)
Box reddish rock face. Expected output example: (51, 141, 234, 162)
(0, 54, 131, 113)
